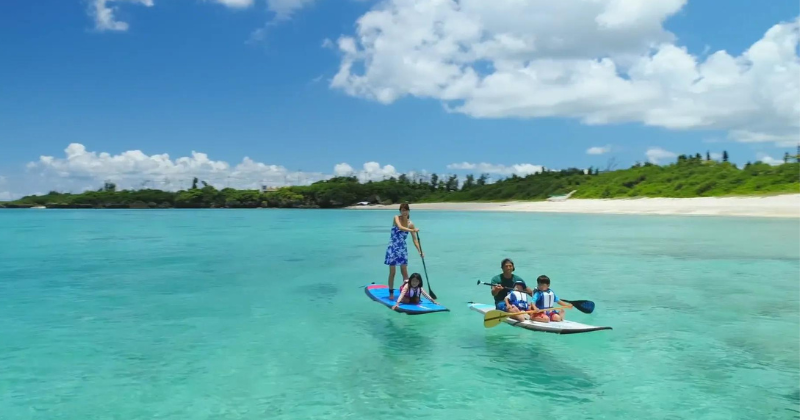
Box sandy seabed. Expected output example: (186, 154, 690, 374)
(347, 194, 800, 218)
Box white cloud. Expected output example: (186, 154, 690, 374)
(728, 130, 799, 147)
(90, 0, 260, 31)
(756, 153, 784, 166)
(710, 152, 722, 160)
(19, 143, 405, 195)
(333, 163, 354, 176)
(333, 161, 399, 181)
(212, 0, 255, 8)
(267, 0, 316, 19)
(92, 0, 154, 32)
(645, 147, 677, 164)
(330, 1, 800, 147)
(587, 145, 611, 155)
(447, 162, 544, 176)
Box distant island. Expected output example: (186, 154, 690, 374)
(2, 152, 799, 209)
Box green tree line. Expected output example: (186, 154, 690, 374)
(3, 152, 798, 209)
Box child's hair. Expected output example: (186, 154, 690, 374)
(537, 275, 550, 285)
(399, 202, 410, 212)
(408, 273, 423, 285)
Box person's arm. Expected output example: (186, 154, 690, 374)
(393, 215, 417, 233)
(554, 301, 570, 313)
(490, 276, 503, 296)
(392, 287, 408, 310)
(530, 291, 540, 311)
(555, 292, 572, 310)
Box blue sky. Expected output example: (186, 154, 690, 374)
(0, 0, 798, 197)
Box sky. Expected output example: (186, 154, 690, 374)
(0, 0, 798, 199)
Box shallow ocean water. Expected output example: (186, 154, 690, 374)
(0, 209, 798, 419)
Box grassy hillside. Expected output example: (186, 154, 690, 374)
(422, 158, 799, 202)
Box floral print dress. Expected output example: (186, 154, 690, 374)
(384, 225, 409, 266)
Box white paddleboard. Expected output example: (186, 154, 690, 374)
(469, 303, 612, 335)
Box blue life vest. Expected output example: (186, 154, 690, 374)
(533, 289, 559, 309)
(507, 290, 530, 310)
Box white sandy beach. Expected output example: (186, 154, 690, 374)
(347, 194, 800, 218)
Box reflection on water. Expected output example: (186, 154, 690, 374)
(295, 283, 339, 303)
(469, 334, 597, 403)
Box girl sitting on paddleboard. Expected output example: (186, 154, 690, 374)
(392, 273, 436, 310)
(530, 275, 572, 322)
(384, 202, 422, 300)
(504, 279, 531, 322)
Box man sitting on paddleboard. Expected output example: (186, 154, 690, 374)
(392, 273, 437, 310)
(530, 275, 572, 323)
(503, 279, 531, 322)
(490, 258, 533, 317)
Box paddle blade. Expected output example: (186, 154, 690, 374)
(483, 309, 511, 328)
(564, 299, 594, 314)
(483, 312, 505, 328)
(484, 309, 505, 320)
(483, 317, 504, 328)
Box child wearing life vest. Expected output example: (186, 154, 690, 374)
(531, 275, 572, 322)
(392, 273, 437, 310)
(504, 279, 531, 322)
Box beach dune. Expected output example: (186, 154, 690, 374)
(348, 194, 800, 218)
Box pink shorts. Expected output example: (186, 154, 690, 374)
(533, 310, 559, 321)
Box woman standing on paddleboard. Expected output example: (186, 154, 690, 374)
(385, 202, 422, 300)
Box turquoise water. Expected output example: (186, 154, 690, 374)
(1, 209, 798, 419)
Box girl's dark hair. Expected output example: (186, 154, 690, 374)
(409, 273, 423, 285)
(537, 275, 550, 284)
(399, 202, 410, 212)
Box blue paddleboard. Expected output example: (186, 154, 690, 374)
(365, 284, 449, 315)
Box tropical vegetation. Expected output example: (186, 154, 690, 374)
(2, 151, 798, 209)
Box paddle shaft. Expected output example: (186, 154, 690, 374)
(477, 281, 520, 289)
(416, 232, 437, 300)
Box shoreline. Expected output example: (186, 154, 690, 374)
(346, 194, 800, 219)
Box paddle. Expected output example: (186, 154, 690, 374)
(416, 232, 437, 300)
(483, 306, 572, 328)
(475, 280, 595, 314)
